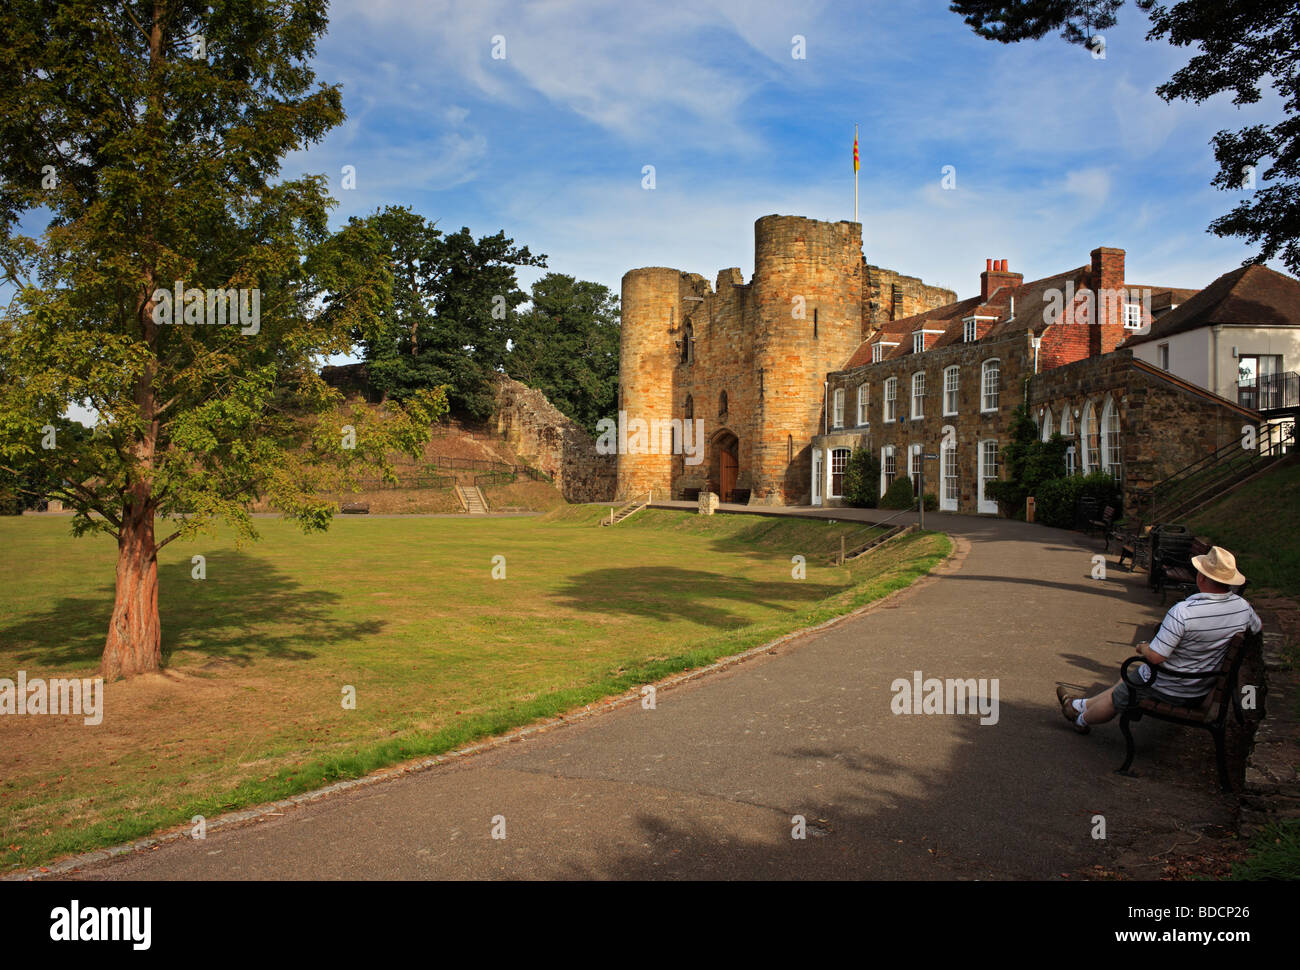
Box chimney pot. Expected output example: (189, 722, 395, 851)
(986, 259, 992, 272)
(1000, 259, 1008, 272)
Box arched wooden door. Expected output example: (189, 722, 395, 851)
(720, 449, 738, 503)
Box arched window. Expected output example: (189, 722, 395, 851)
(681, 321, 694, 364)
(684, 394, 694, 420)
(911, 371, 926, 419)
(1101, 397, 1121, 480)
(881, 444, 897, 495)
(1081, 401, 1099, 473)
(981, 359, 1000, 412)
(1041, 407, 1054, 442)
(1061, 406, 1074, 437)
(719, 390, 728, 417)
(833, 388, 845, 428)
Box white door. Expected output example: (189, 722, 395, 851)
(940, 442, 958, 512)
(812, 450, 822, 505)
(977, 439, 999, 515)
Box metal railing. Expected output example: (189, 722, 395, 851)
(1133, 421, 1295, 526)
(1238, 371, 1299, 412)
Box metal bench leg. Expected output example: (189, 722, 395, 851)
(1117, 714, 1137, 774)
(1211, 727, 1231, 792)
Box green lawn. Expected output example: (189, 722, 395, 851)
(1185, 459, 1300, 597)
(0, 507, 948, 871)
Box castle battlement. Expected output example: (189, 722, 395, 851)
(617, 214, 955, 503)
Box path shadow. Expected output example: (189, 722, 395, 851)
(549, 566, 842, 628)
(0, 550, 385, 669)
(540, 696, 1242, 881)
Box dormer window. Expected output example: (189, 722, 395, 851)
(914, 332, 925, 354)
(1123, 303, 1143, 329)
(872, 341, 899, 363)
(964, 319, 977, 343)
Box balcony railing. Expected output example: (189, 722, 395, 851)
(1238, 371, 1299, 411)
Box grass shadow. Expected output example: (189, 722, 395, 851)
(0, 550, 385, 670)
(549, 565, 842, 628)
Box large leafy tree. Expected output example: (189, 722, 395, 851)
(0, 2, 445, 680)
(508, 273, 620, 435)
(354, 206, 545, 418)
(950, 1, 1300, 274)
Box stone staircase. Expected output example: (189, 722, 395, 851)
(601, 491, 652, 527)
(456, 484, 489, 515)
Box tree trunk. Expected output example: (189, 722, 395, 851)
(101, 490, 161, 680)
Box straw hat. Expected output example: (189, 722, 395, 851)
(1192, 546, 1246, 587)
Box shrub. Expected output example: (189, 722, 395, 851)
(1030, 471, 1123, 529)
(880, 475, 916, 510)
(841, 448, 880, 508)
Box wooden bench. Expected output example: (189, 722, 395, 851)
(340, 502, 370, 514)
(1155, 536, 1211, 603)
(1117, 525, 1152, 572)
(1116, 629, 1257, 791)
(1088, 505, 1118, 550)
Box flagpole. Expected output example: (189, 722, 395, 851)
(853, 124, 859, 224)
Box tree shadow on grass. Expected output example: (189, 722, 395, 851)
(548, 566, 843, 629)
(0, 550, 385, 670)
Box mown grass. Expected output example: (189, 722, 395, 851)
(0, 508, 948, 871)
(1184, 459, 1300, 597)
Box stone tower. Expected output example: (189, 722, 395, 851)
(615, 214, 953, 505)
(750, 215, 864, 502)
(616, 267, 681, 498)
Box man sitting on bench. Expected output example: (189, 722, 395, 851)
(1056, 546, 1261, 734)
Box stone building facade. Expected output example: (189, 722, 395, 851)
(617, 215, 954, 503)
(619, 213, 1264, 516)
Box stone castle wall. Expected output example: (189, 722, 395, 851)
(494, 375, 616, 503)
(617, 214, 955, 504)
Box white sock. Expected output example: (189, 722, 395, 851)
(1072, 699, 1087, 713)
(1076, 712, 1088, 727)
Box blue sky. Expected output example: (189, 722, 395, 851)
(282, 0, 1284, 316)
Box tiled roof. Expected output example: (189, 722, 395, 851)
(1122, 265, 1300, 347)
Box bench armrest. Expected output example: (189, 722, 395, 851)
(1119, 656, 1155, 689)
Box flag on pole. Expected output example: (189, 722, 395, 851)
(853, 125, 860, 224)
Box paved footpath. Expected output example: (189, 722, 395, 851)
(60, 513, 1236, 880)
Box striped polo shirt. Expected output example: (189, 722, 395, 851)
(1148, 592, 1262, 699)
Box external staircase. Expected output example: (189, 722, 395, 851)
(456, 484, 489, 515)
(1134, 421, 1295, 527)
(601, 490, 652, 527)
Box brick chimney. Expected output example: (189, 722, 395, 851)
(1089, 246, 1127, 355)
(980, 258, 1024, 301)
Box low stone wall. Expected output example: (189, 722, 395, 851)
(493, 375, 616, 503)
